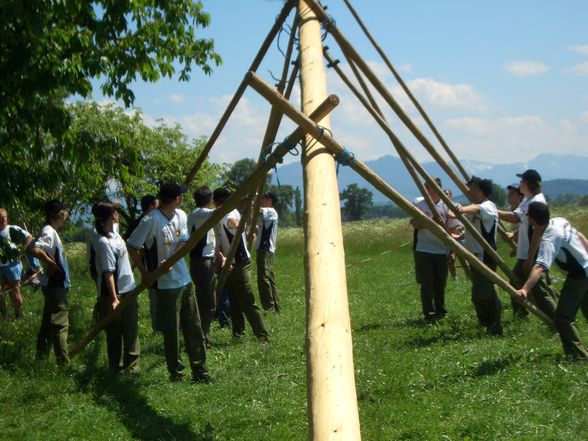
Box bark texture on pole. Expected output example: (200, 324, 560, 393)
(298, 2, 361, 440)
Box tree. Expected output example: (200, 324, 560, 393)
(1, 1, 221, 227)
(489, 183, 506, 208)
(340, 184, 373, 221)
(294, 186, 303, 227)
(2, 102, 221, 231)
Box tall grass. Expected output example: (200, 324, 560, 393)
(1, 212, 587, 440)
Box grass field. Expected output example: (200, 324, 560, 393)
(1, 208, 588, 440)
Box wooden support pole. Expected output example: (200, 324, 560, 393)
(183, 0, 297, 185)
(247, 14, 301, 249)
(317, 0, 518, 253)
(298, 1, 362, 439)
(246, 71, 554, 329)
(341, 0, 470, 181)
(70, 92, 340, 358)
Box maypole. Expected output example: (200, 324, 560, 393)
(298, 1, 361, 440)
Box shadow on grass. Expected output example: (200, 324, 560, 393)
(74, 336, 215, 440)
(354, 317, 426, 333)
(472, 355, 521, 377)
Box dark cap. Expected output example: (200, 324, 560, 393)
(466, 176, 493, 197)
(263, 191, 278, 205)
(516, 169, 541, 184)
(506, 183, 520, 191)
(159, 182, 187, 201)
(44, 200, 68, 216)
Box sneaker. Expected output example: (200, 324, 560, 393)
(169, 372, 185, 382)
(191, 372, 215, 384)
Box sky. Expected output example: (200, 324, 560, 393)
(91, 0, 588, 167)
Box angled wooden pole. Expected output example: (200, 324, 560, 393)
(298, 1, 361, 439)
(341, 0, 470, 181)
(247, 14, 301, 249)
(246, 71, 554, 329)
(183, 0, 297, 185)
(315, 0, 518, 252)
(70, 92, 340, 358)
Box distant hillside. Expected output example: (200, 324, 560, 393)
(273, 153, 588, 204)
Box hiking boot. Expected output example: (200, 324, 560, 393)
(169, 372, 185, 382)
(191, 372, 215, 384)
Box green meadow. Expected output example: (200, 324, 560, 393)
(1, 208, 588, 440)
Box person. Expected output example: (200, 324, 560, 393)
(517, 202, 588, 362)
(27, 200, 70, 366)
(255, 191, 281, 312)
(0, 208, 33, 320)
(498, 169, 558, 319)
(127, 182, 213, 383)
(443, 189, 461, 281)
(124, 194, 159, 332)
(506, 184, 523, 212)
(410, 178, 449, 321)
(93, 200, 140, 373)
(455, 177, 502, 335)
(213, 187, 269, 340)
(187, 186, 217, 346)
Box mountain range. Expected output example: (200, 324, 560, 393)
(271, 154, 588, 204)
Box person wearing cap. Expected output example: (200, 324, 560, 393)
(123, 194, 159, 332)
(0, 208, 33, 320)
(255, 192, 281, 312)
(127, 182, 213, 384)
(454, 177, 502, 335)
(517, 202, 588, 362)
(187, 186, 217, 347)
(410, 178, 450, 321)
(93, 200, 140, 373)
(213, 187, 269, 340)
(498, 169, 558, 320)
(27, 200, 71, 366)
(506, 184, 523, 212)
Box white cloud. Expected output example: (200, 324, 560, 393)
(568, 44, 588, 55)
(398, 64, 413, 74)
(504, 61, 549, 77)
(402, 78, 488, 112)
(580, 111, 588, 124)
(169, 94, 186, 103)
(563, 61, 588, 76)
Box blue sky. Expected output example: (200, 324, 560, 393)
(92, 1, 588, 166)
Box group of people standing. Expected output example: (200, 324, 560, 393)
(0, 182, 281, 382)
(411, 169, 588, 362)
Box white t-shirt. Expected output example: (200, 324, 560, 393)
(514, 193, 546, 260)
(0, 225, 30, 266)
(412, 197, 448, 255)
(256, 207, 278, 253)
(536, 217, 588, 279)
(187, 207, 216, 258)
(34, 225, 70, 288)
(96, 232, 136, 296)
(127, 208, 191, 290)
(216, 209, 251, 264)
(464, 199, 498, 259)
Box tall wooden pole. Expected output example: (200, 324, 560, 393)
(298, 1, 361, 440)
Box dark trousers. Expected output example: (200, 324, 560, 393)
(510, 259, 558, 319)
(98, 295, 140, 373)
(256, 250, 280, 312)
(471, 262, 502, 333)
(190, 258, 216, 344)
(227, 260, 269, 339)
(156, 283, 207, 378)
(414, 251, 448, 319)
(36, 286, 69, 365)
(554, 277, 588, 361)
